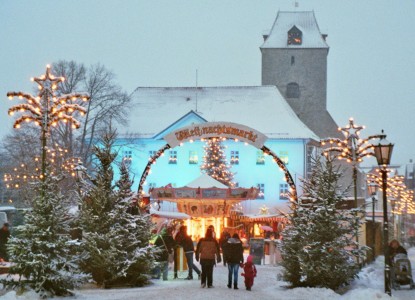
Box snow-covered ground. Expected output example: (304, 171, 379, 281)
(1, 248, 414, 300)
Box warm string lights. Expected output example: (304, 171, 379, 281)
(367, 171, 415, 215)
(6, 65, 89, 179)
(200, 137, 235, 188)
(3, 144, 83, 189)
(137, 144, 171, 197)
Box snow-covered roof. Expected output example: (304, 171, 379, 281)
(122, 86, 319, 140)
(261, 11, 329, 49)
(149, 208, 190, 220)
(184, 173, 228, 189)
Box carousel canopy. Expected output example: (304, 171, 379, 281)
(185, 173, 228, 188)
(149, 208, 190, 220)
(150, 174, 259, 218)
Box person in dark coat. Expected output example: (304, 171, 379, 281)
(195, 228, 221, 288)
(0, 223, 11, 261)
(387, 239, 407, 265)
(223, 233, 244, 290)
(219, 231, 231, 266)
(154, 228, 176, 280)
(175, 226, 201, 280)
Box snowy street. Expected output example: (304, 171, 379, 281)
(2, 249, 415, 300)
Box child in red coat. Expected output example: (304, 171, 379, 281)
(241, 255, 257, 291)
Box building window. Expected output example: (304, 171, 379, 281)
(169, 151, 177, 164)
(291, 56, 295, 65)
(122, 150, 132, 165)
(149, 150, 157, 159)
(279, 151, 289, 165)
(230, 150, 239, 165)
(279, 183, 289, 200)
(189, 151, 198, 164)
(287, 26, 302, 45)
(257, 183, 265, 199)
(286, 82, 300, 98)
(256, 151, 265, 165)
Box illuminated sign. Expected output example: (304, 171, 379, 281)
(164, 122, 268, 148)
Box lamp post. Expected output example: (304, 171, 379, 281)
(7, 65, 89, 182)
(372, 131, 394, 296)
(367, 181, 378, 262)
(320, 118, 383, 266)
(74, 161, 87, 209)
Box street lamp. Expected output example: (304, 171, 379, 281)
(367, 181, 378, 262)
(320, 118, 382, 266)
(372, 131, 394, 296)
(7, 65, 89, 182)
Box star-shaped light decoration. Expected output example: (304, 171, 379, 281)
(320, 117, 379, 165)
(7, 65, 89, 131)
(6, 65, 90, 179)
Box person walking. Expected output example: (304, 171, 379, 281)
(154, 227, 176, 280)
(241, 254, 257, 291)
(223, 233, 244, 290)
(0, 222, 11, 261)
(175, 226, 201, 280)
(219, 231, 231, 266)
(195, 228, 221, 288)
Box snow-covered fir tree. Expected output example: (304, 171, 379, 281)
(279, 156, 364, 290)
(78, 131, 156, 287)
(1, 172, 87, 298)
(200, 138, 234, 187)
(115, 162, 134, 200)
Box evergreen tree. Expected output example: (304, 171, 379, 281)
(279, 156, 363, 290)
(1, 173, 87, 298)
(200, 138, 234, 187)
(115, 162, 134, 200)
(78, 131, 156, 287)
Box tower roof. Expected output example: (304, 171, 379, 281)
(261, 11, 329, 49)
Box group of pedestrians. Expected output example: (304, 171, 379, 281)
(153, 224, 257, 291)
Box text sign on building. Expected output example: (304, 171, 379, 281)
(164, 122, 268, 148)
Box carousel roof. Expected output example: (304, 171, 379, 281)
(185, 173, 228, 188)
(149, 208, 190, 220)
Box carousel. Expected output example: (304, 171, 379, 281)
(150, 173, 259, 240)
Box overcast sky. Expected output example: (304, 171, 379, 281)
(1, 0, 414, 168)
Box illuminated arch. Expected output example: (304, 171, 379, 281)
(137, 122, 298, 202)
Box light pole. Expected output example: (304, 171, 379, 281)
(74, 161, 88, 210)
(372, 132, 394, 296)
(367, 181, 378, 262)
(7, 65, 89, 182)
(320, 118, 382, 265)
